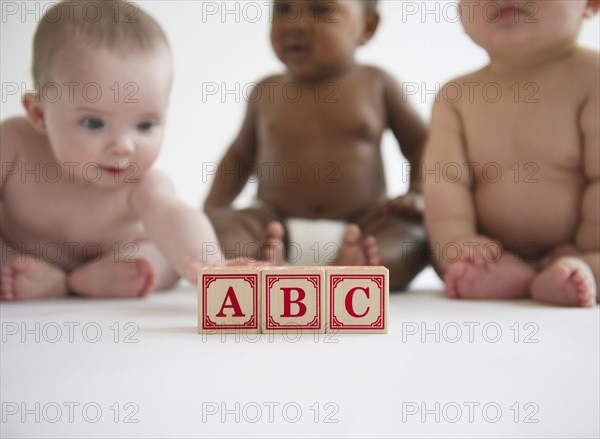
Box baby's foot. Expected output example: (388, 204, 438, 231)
(445, 260, 535, 300)
(1, 258, 68, 300)
(334, 224, 380, 266)
(531, 257, 597, 307)
(68, 259, 155, 298)
(261, 221, 286, 265)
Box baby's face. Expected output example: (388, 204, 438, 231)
(39, 44, 172, 187)
(460, 0, 592, 56)
(270, 0, 372, 80)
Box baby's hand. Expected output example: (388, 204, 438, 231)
(383, 191, 424, 219)
(452, 235, 503, 267)
(184, 257, 260, 283)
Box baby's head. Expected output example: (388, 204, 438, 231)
(25, 0, 172, 187)
(270, 0, 380, 81)
(460, 0, 598, 61)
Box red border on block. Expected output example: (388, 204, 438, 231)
(202, 274, 259, 330)
(265, 274, 322, 331)
(329, 274, 385, 330)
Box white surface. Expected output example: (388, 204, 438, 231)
(1, 4, 599, 437)
(1, 268, 599, 439)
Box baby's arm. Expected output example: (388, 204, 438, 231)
(382, 71, 428, 217)
(129, 170, 223, 283)
(576, 72, 600, 253)
(203, 92, 258, 214)
(0, 118, 20, 200)
(423, 88, 498, 273)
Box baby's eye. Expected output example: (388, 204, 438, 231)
(274, 3, 291, 15)
(81, 118, 104, 129)
(137, 121, 156, 132)
(311, 4, 334, 16)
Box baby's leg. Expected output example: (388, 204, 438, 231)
(355, 213, 428, 291)
(531, 253, 598, 307)
(1, 235, 68, 300)
(134, 241, 180, 290)
(208, 207, 285, 264)
(333, 224, 380, 267)
(67, 253, 155, 299)
(444, 253, 536, 300)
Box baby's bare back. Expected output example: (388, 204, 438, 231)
(254, 66, 388, 219)
(458, 49, 597, 255)
(1, 118, 141, 271)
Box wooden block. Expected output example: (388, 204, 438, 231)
(326, 266, 388, 334)
(198, 266, 261, 334)
(262, 267, 325, 333)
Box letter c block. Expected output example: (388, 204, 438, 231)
(326, 266, 388, 333)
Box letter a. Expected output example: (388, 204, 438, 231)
(216, 286, 246, 317)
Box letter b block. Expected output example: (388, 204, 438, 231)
(198, 267, 260, 333)
(326, 266, 388, 333)
(262, 267, 325, 333)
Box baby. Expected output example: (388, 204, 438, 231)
(204, 0, 429, 290)
(0, 0, 279, 300)
(424, 0, 599, 306)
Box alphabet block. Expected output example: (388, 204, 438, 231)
(326, 266, 388, 334)
(262, 267, 325, 333)
(198, 266, 388, 334)
(198, 267, 261, 333)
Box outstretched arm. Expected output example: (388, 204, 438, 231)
(130, 170, 223, 282)
(203, 91, 259, 214)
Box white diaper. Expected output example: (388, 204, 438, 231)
(285, 218, 346, 266)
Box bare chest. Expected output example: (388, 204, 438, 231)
(2, 175, 139, 263)
(460, 80, 582, 174)
(257, 80, 385, 154)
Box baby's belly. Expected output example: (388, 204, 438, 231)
(1, 206, 141, 271)
(258, 179, 386, 219)
(475, 181, 581, 255)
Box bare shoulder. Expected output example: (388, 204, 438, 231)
(1, 116, 44, 162)
(435, 67, 488, 112)
(130, 168, 175, 199)
(354, 64, 396, 88)
(571, 47, 600, 73)
(579, 47, 599, 90)
(127, 168, 176, 216)
(256, 73, 287, 88)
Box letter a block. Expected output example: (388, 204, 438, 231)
(198, 267, 260, 333)
(326, 266, 388, 333)
(262, 267, 325, 333)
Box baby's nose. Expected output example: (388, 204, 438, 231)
(107, 137, 135, 156)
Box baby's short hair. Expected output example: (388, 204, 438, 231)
(32, 0, 169, 88)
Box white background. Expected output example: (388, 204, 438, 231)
(2, 0, 598, 207)
(1, 4, 599, 438)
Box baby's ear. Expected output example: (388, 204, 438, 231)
(22, 93, 46, 134)
(359, 10, 380, 45)
(585, 0, 599, 17)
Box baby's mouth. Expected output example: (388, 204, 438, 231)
(283, 43, 311, 61)
(99, 165, 128, 176)
(491, 5, 526, 22)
